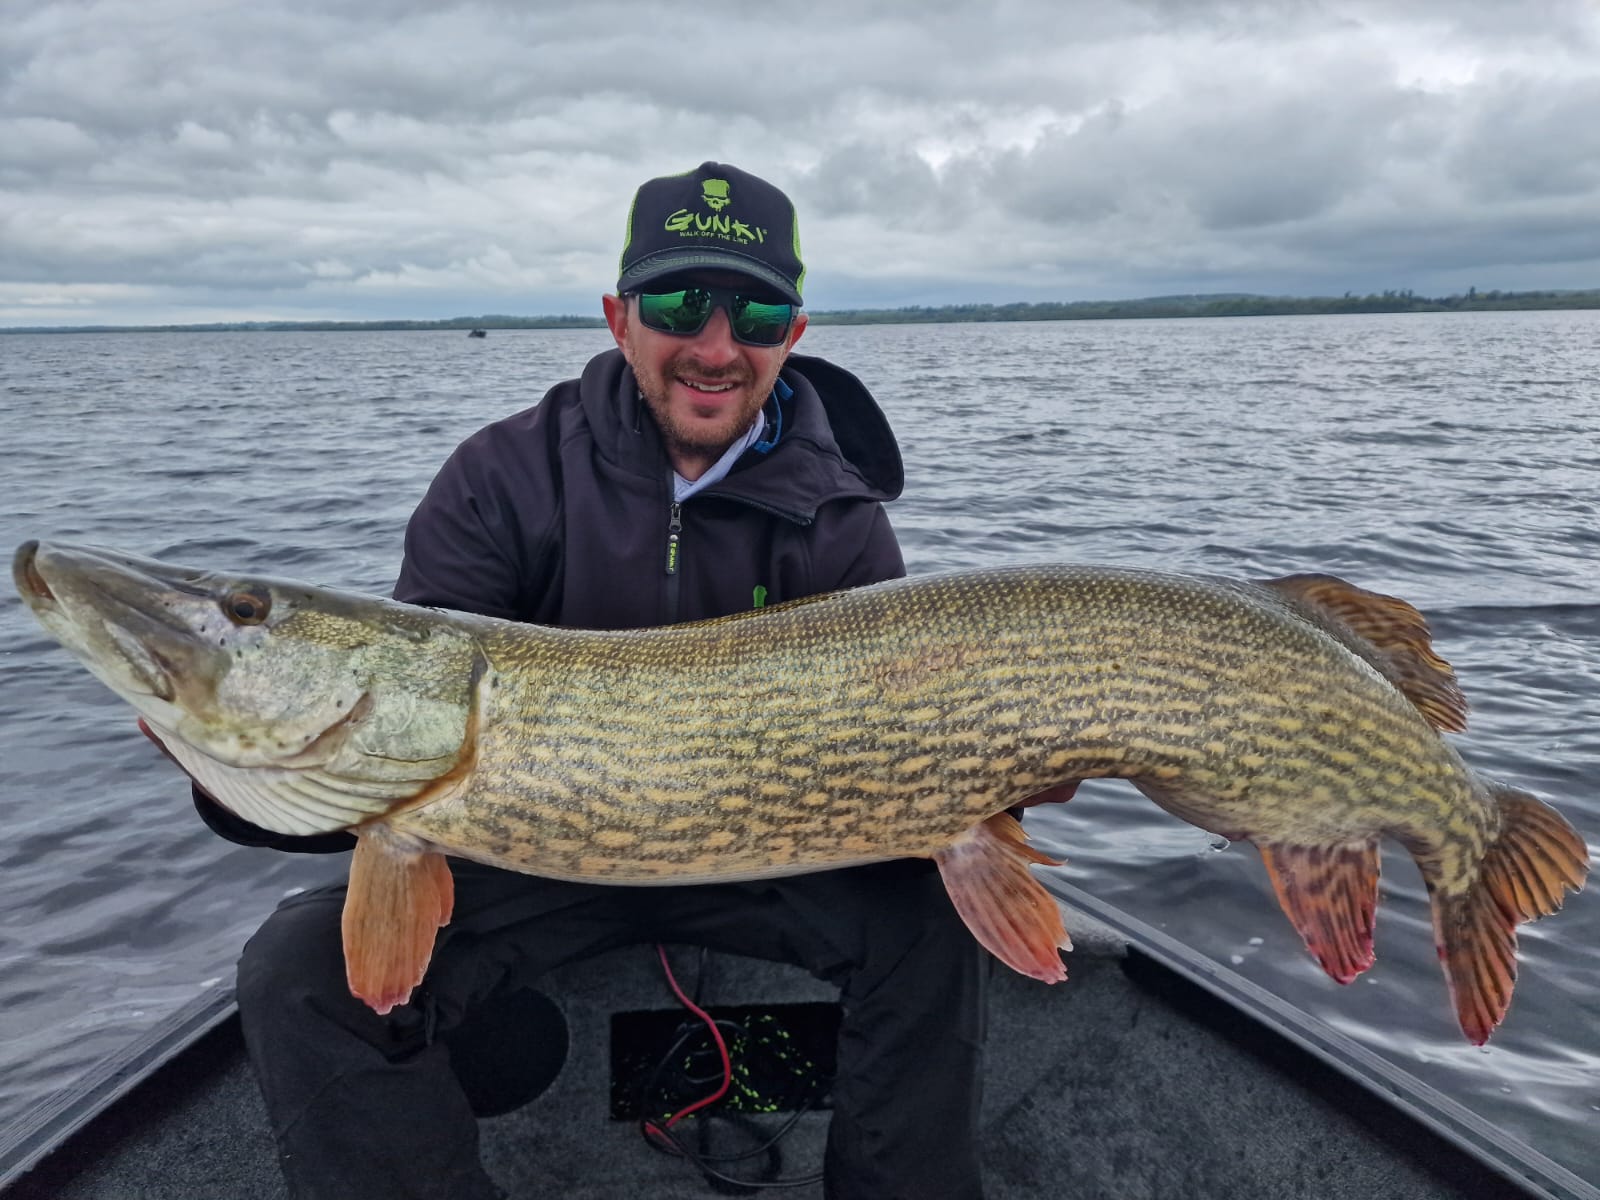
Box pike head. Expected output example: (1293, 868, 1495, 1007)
(14, 540, 487, 836)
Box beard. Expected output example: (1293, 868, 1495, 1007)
(635, 351, 779, 463)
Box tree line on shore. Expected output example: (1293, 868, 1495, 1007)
(805, 286, 1600, 325)
(6, 287, 1598, 334)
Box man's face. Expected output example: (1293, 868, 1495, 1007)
(603, 271, 807, 480)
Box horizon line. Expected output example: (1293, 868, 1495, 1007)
(4, 285, 1598, 334)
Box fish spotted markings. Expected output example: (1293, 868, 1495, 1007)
(16, 543, 1586, 1042)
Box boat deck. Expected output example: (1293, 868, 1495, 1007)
(8, 913, 1518, 1200)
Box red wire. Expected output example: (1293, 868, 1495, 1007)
(644, 943, 733, 1147)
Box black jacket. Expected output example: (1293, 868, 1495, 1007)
(393, 348, 904, 625)
(197, 349, 906, 850)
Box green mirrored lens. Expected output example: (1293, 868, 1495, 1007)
(639, 289, 711, 334)
(731, 299, 793, 345)
(635, 286, 794, 345)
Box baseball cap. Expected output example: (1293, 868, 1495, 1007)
(616, 162, 805, 305)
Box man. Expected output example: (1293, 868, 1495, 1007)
(182, 162, 988, 1200)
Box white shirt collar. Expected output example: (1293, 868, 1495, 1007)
(673, 412, 766, 502)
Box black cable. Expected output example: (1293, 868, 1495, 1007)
(638, 946, 827, 1190)
(647, 1116, 822, 1192)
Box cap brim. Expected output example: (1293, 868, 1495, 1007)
(618, 249, 802, 306)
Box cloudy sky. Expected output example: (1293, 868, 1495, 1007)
(4, 0, 1599, 326)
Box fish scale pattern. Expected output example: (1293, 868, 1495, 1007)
(396, 566, 1493, 888)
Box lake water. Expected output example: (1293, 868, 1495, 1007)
(2, 311, 1597, 1183)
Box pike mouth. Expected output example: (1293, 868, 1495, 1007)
(13, 541, 57, 608)
(105, 620, 178, 703)
(16, 540, 180, 703)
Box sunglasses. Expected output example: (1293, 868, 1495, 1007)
(632, 285, 796, 347)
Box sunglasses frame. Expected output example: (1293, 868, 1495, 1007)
(629, 284, 797, 348)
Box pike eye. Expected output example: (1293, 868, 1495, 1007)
(223, 590, 271, 625)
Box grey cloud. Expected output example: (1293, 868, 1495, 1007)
(938, 52, 1420, 235)
(3, 0, 1599, 324)
(1448, 75, 1600, 202)
(802, 143, 943, 220)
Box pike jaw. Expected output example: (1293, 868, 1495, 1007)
(14, 540, 483, 836)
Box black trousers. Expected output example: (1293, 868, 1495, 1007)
(235, 858, 988, 1200)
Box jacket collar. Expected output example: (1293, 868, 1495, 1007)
(577, 349, 903, 521)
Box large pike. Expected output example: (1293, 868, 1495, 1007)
(14, 540, 1588, 1042)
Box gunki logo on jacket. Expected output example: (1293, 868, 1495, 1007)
(664, 179, 768, 245)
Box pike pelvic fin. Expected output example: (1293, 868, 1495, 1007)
(342, 824, 455, 1015)
(1256, 841, 1380, 985)
(934, 812, 1070, 983)
(1427, 782, 1589, 1045)
(1260, 574, 1468, 733)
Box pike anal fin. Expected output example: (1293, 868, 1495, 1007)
(1429, 783, 1589, 1045)
(935, 812, 1070, 983)
(1257, 840, 1380, 985)
(342, 825, 455, 1015)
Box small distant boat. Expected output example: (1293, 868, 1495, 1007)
(468, 329, 487, 338)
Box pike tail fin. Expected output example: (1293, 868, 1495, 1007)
(1257, 841, 1381, 985)
(342, 825, 455, 1015)
(1428, 782, 1588, 1045)
(934, 812, 1070, 983)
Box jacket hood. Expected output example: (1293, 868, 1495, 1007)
(577, 348, 903, 522)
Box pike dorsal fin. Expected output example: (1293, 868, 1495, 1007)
(1260, 574, 1468, 732)
(934, 812, 1070, 983)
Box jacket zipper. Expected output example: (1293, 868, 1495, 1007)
(662, 493, 813, 626)
(664, 501, 682, 623)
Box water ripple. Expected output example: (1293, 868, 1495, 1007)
(3, 314, 1598, 1177)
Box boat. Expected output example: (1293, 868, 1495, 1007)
(468, 328, 488, 338)
(3, 879, 1593, 1200)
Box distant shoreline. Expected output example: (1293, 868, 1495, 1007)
(4, 287, 1597, 334)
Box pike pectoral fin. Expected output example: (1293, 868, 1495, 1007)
(934, 812, 1070, 983)
(342, 825, 455, 1015)
(1427, 782, 1588, 1045)
(1256, 841, 1380, 985)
